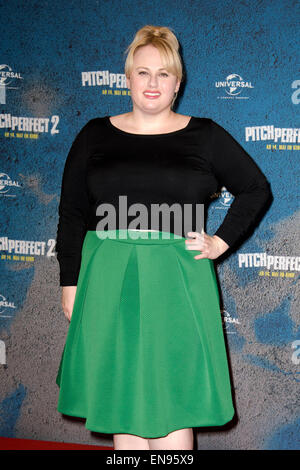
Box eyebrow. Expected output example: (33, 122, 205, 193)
(136, 66, 168, 71)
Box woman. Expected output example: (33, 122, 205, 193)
(55, 25, 271, 450)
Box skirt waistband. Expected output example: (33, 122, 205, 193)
(91, 229, 185, 245)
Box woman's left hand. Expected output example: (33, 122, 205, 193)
(185, 230, 229, 260)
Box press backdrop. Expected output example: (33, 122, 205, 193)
(0, 0, 299, 450)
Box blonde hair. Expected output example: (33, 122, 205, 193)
(124, 25, 183, 106)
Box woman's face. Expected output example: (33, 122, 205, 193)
(126, 44, 180, 115)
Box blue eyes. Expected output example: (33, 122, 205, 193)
(138, 71, 169, 77)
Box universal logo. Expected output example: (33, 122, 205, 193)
(291, 80, 300, 105)
(216, 73, 254, 99)
(213, 187, 234, 210)
(0, 172, 22, 197)
(0, 293, 16, 317)
(222, 309, 240, 334)
(0, 64, 23, 105)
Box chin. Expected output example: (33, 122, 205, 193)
(141, 107, 165, 114)
(141, 101, 171, 112)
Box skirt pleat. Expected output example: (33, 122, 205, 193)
(56, 230, 235, 438)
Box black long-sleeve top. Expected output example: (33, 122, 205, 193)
(55, 116, 271, 286)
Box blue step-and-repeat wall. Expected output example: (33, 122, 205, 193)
(0, 0, 299, 449)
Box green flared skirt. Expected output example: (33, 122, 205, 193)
(56, 229, 235, 438)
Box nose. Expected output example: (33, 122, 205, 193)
(148, 73, 159, 88)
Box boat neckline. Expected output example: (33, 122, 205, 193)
(105, 115, 194, 137)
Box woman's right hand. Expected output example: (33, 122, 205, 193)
(61, 286, 77, 321)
